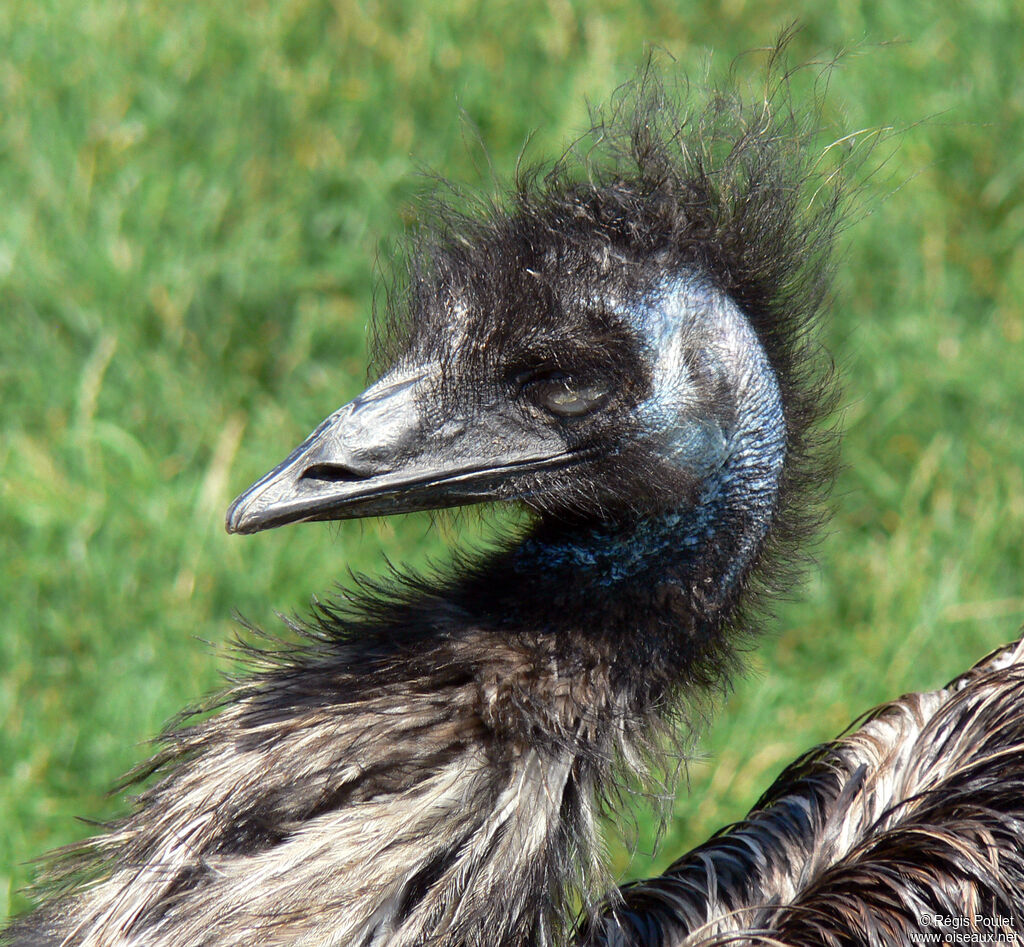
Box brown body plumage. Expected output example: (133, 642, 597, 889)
(581, 636, 1024, 946)
(6, 47, 1023, 947)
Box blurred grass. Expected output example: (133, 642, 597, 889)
(2, 0, 1023, 922)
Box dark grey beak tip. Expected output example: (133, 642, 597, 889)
(224, 497, 251, 535)
(225, 489, 269, 535)
(225, 475, 311, 535)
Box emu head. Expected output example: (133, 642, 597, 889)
(227, 89, 839, 542)
(224, 211, 751, 537)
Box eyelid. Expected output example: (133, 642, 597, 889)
(518, 369, 611, 417)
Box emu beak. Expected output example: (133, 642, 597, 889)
(225, 367, 574, 534)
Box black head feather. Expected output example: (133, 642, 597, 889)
(368, 55, 845, 562)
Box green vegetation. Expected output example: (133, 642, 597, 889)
(2, 0, 1022, 921)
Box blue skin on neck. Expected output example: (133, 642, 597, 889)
(513, 277, 785, 598)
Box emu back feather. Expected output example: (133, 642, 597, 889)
(582, 636, 1024, 946)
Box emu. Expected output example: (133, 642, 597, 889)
(7, 65, 1024, 947)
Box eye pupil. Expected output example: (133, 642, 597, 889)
(525, 373, 610, 417)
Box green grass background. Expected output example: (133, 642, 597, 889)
(2, 0, 1023, 923)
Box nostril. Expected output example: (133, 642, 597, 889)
(300, 463, 377, 484)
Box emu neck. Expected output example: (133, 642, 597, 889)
(507, 283, 786, 686)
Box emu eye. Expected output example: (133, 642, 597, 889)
(523, 372, 611, 417)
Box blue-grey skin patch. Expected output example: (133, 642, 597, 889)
(515, 275, 786, 594)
